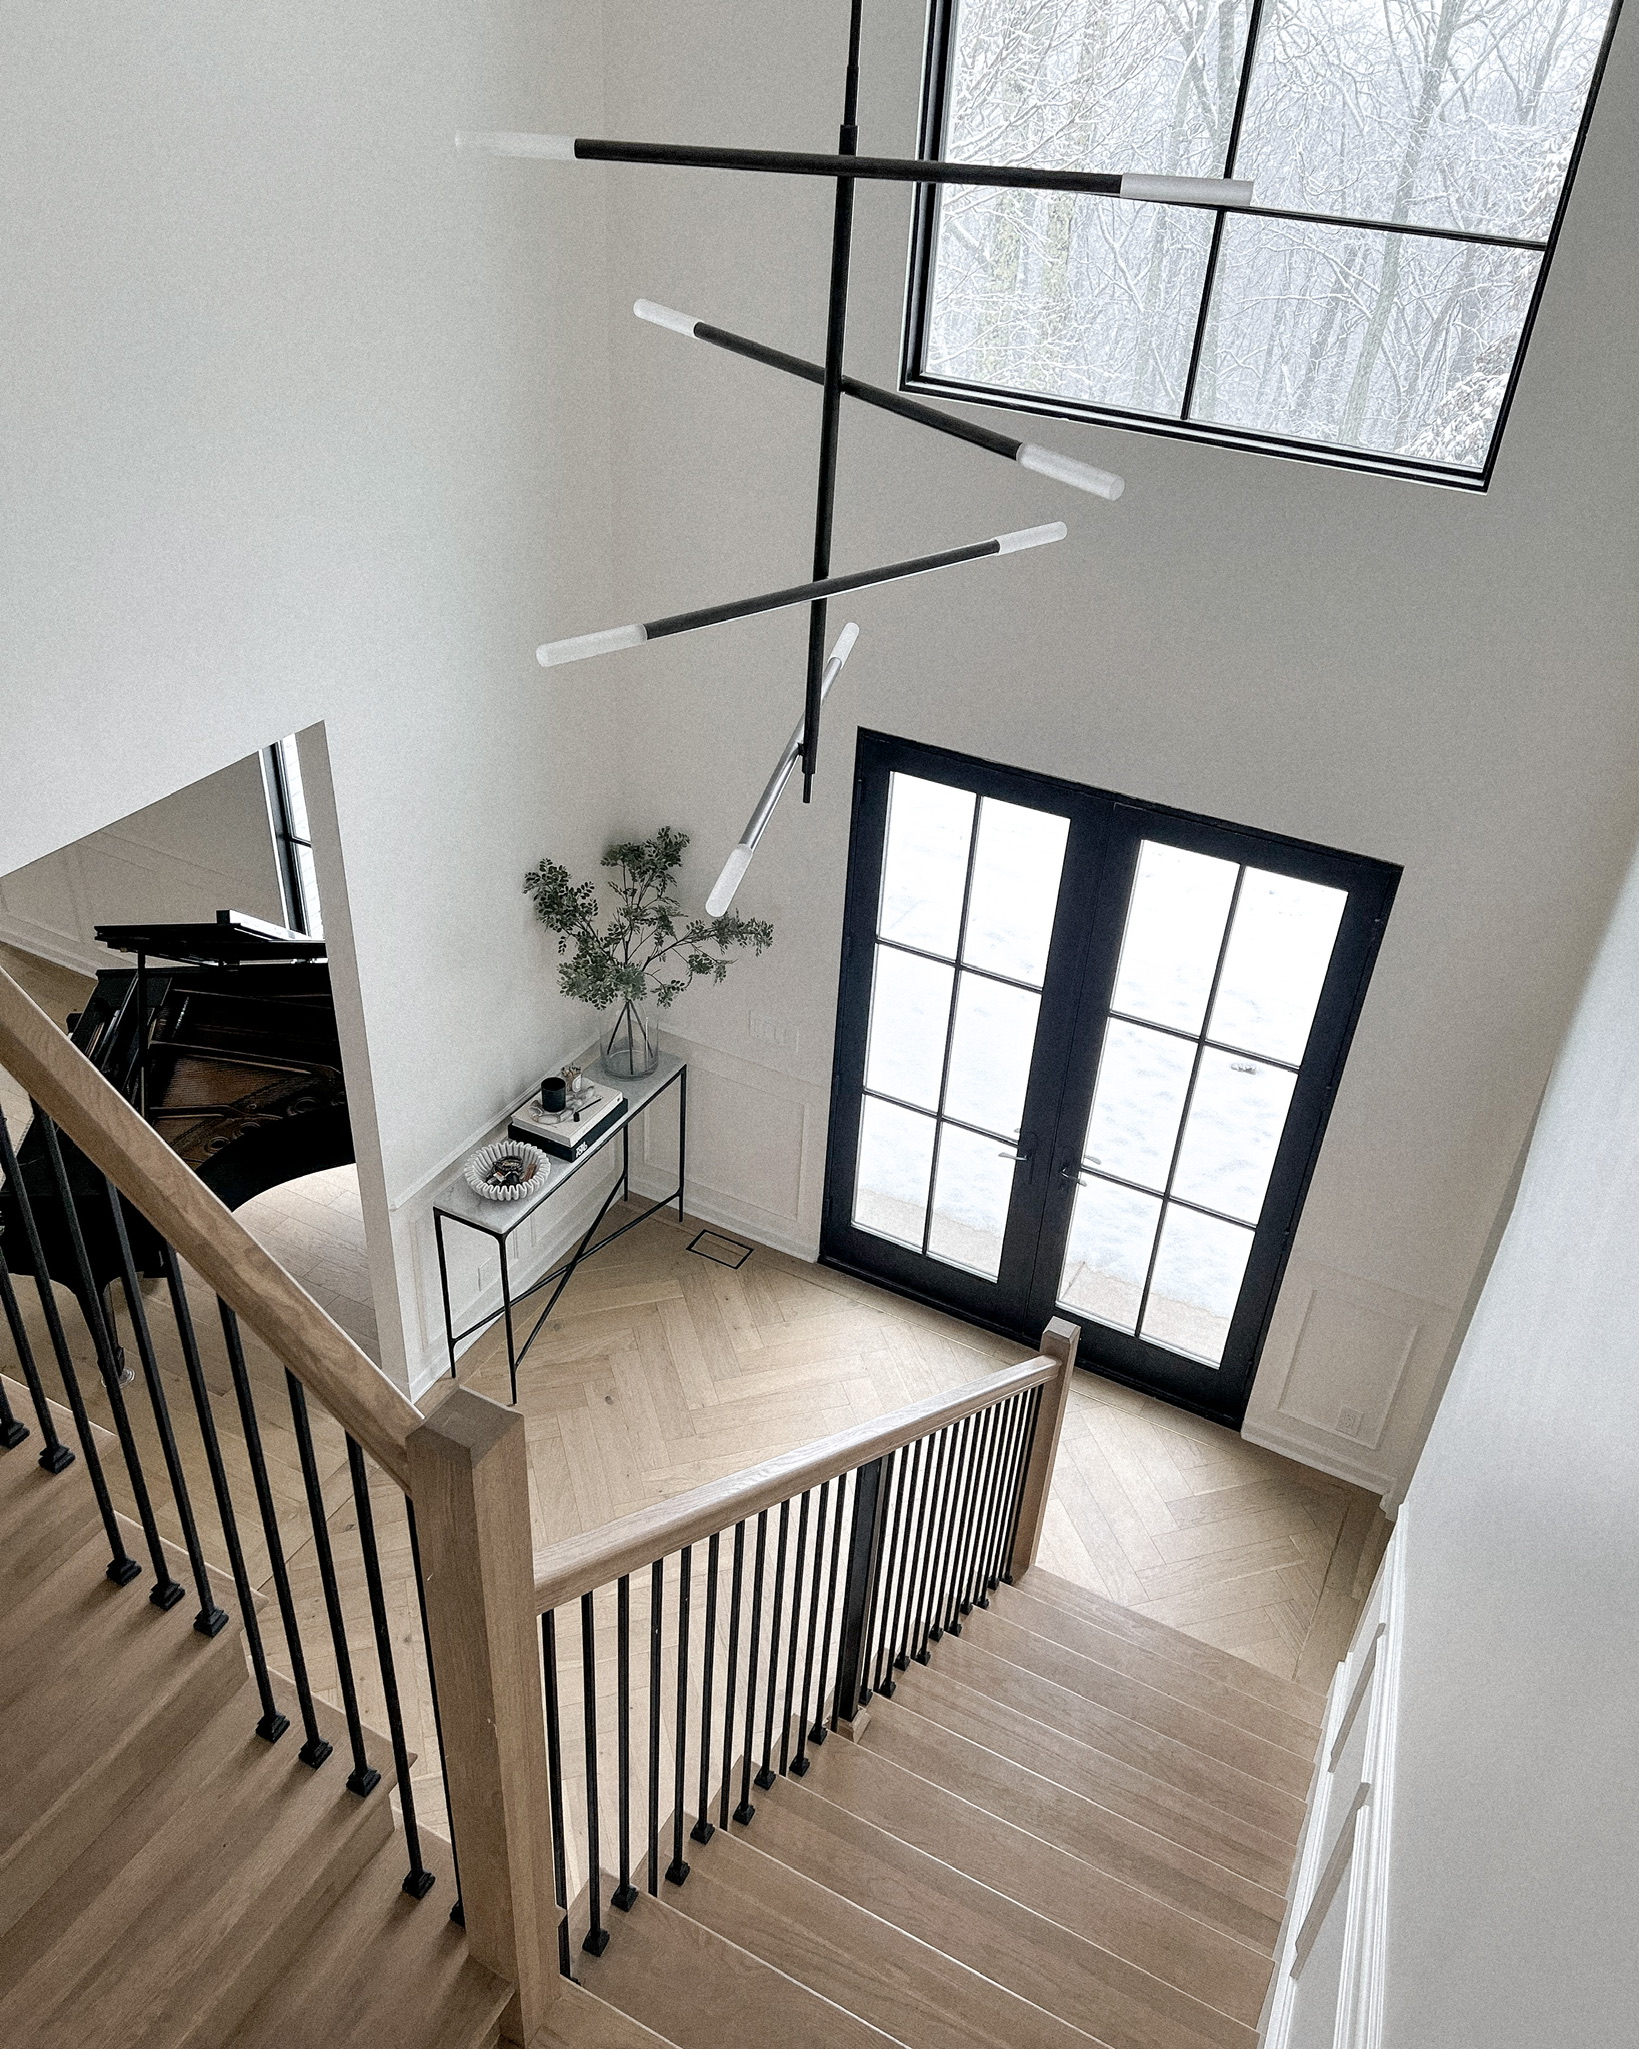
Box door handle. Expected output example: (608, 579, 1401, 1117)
(1061, 1161, 1092, 1185)
(997, 1146, 1034, 1165)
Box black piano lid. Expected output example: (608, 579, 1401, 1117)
(93, 909, 328, 965)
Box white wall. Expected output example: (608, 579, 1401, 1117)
(583, 0, 1639, 1491)
(0, 3, 622, 1391)
(1335, 826, 1639, 2045)
(0, 753, 284, 975)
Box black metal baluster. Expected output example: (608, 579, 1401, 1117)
(777, 1491, 810, 1776)
(977, 1393, 1028, 1597)
(103, 1187, 225, 1635)
(755, 1498, 791, 1789)
(718, 1521, 746, 1829)
(38, 1112, 176, 1600)
(647, 1559, 664, 1893)
(791, 1480, 828, 1775)
(859, 1449, 908, 1701)
(0, 1360, 26, 1450)
(951, 1401, 999, 1620)
(692, 1530, 720, 1845)
(220, 1304, 330, 1765)
(733, 1510, 768, 1825)
(406, 1499, 463, 1922)
(286, 1370, 376, 1790)
(964, 1400, 1006, 1611)
(541, 1610, 573, 1977)
(907, 1424, 954, 1664)
(580, 1589, 609, 1950)
(832, 1456, 890, 1730)
(887, 1435, 930, 1677)
(0, 1108, 72, 1471)
(872, 1445, 912, 1696)
(346, 1437, 433, 1894)
(929, 1413, 977, 1641)
(810, 1473, 850, 1736)
(0, 1244, 62, 1462)
(998, 1385, 1044, 1584)
(161, 1249, 285, 1740)
(613, 1573, 636, 1910)
(666, 1545, 692, 1883)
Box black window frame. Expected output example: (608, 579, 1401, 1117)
(821, 729, 1401, 1427)
(901, 0, 1625, 491)
(260, 738, 317, 936)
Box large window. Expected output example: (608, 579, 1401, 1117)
(904, 0, 1621, 485)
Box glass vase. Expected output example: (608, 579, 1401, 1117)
(602, 997, 660, 1080)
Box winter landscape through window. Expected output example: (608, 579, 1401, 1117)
(906, 0, 1620, 483)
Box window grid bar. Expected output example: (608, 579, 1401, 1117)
(918, 797, 986, 1260)
(859, 1085, 1016, 1153)
(1179, 0, 1265, 425)
(1105, 1006, 1302, 1074)
(871, 932, 1046, 998)
(1131, 864, 1247, 1342)
(1065, 1162, 1258, 1237)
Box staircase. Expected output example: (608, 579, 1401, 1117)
(0, 1396, 512, 2049)
(573, 1568, 1318, 2049)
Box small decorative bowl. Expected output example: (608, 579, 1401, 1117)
(464, 1140, 546, 1202)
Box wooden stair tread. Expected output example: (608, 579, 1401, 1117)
(541, 1979, 680, 2048)
(870, 1680, 1294, 1894)
(988, 1583, 1320, 1759)
(1015, 1571, 1325, 1725)
(227, 1831, 508, 2049)
(744, 1773, 1266, 2048)
(845, 1702, 1286, 1949)
(576, 1885, 898, 2049)
(3, 1675, 398, 2047)
(0, 1538, 247, 1936)
(920, 1635, 1305, 1842)
(671, 1819, 1108, 2049)
(0, 1438, 101, 1593)
(960, 1606, 1314, 1791)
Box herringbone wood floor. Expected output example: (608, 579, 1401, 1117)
(453, 1201, 1389, 1695)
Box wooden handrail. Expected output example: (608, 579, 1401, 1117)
(533, 1350, 1059, 1614)
(0, 963, 422, 1490)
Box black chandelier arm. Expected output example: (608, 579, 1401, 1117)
(633, 301, 1124, 501)
(456, 133, 1253, 209)
(535, 524, 1064, 668)
(801, 0, 867, 801)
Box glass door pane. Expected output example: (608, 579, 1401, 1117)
(1055, 845, 1348, 1367)
(850, 773, 1069, 1284)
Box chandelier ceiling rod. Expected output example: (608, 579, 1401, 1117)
(536, 524, 1066, 668)
(633, 300, 1124, 501)
(456, 133, 1253, 211)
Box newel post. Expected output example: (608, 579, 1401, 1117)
(1008, 1318, 1080, 1583)
(409, 1389, 557, 2043)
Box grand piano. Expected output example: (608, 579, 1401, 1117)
(1, 912, 353, 1298)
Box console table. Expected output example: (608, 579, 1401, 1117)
(432, 1055, 686, 1402)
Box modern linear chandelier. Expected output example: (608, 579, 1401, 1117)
(458, 2, 1252, 908)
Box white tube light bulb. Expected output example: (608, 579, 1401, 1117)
(1015, 445, 1124, 501)
(1119, 173, 1253, 207)
(705, 623, 860, 916)
(537, 622, 647, 668)
(454, 131, 577, 160)
(634, 299, 701, 337)
(994, 521, 1067, 555)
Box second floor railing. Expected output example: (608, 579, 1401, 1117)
(529, 1317, 1078, 1969)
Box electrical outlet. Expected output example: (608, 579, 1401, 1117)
(1337, 1405, 1364, 1439)
(749, 1011, 800, 1056)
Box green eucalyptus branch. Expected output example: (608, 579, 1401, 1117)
(524, 827, 773, 1014)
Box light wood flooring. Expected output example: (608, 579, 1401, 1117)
(454, 1203, 1389, 1695)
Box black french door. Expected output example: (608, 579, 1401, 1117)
(821, 731, 1399, 1426)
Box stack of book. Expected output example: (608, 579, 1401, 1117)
(509, 1080, 628, 1162)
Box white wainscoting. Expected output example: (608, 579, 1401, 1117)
(1261, 1517, 1403, 2048)
(1243, 1259, 1458, 1498)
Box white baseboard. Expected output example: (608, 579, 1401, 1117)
(1241, 1411, 1396, 1501)
(627, 1170, 817, 1264)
